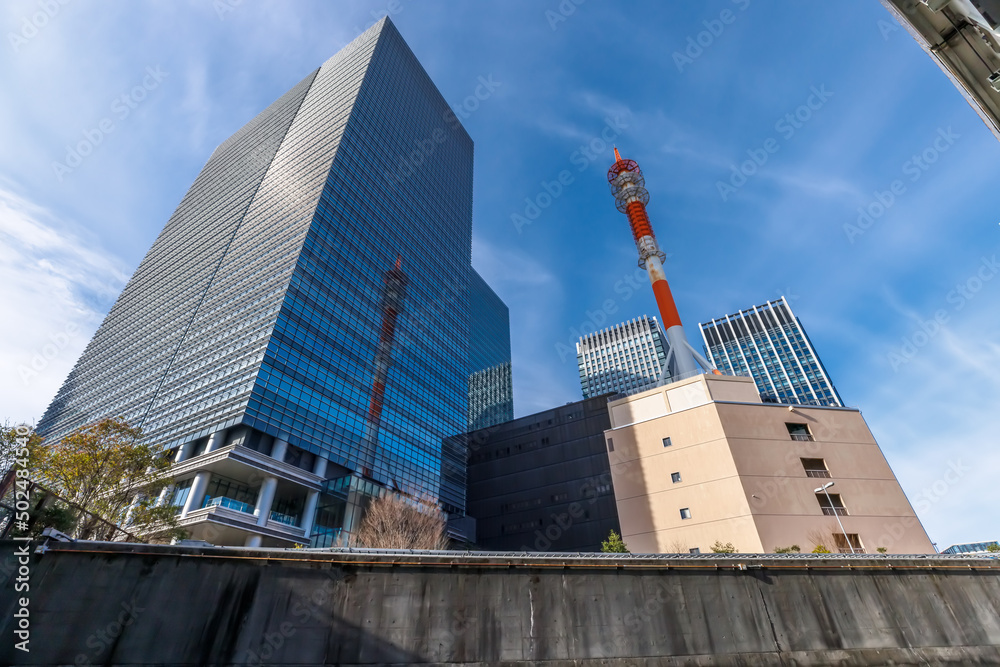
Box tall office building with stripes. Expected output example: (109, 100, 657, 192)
(576, 315, 669, 399)
(699, 297, 843, 407)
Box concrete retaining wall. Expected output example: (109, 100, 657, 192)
(1, 542, 999, 665)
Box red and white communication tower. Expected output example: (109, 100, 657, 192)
(607, 147, 717, 382)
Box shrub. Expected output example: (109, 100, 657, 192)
(601, 530, 630, 553)
(710, 541, 737, 553)
(773, 545, 801, 553)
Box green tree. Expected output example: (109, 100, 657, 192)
(812, 545, 831, 554)
(0, 422, 43, 486)
(986, 543, 1000, 553)
(877, 546, 888, 554)
(710, 541, 737, 553)
(32, 417, 185, 542)
(23, 488, 77, 538)
(601, 529, 630, 553)
(1, 423, 45, 533)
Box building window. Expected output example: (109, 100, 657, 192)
(680, 508, 692, 520)
(689, 547, 700, 554)
(169, 478, 193, 508)
(786, 423, 814, 441)
(662, 437, 672, 448)
(833, 533, 865, 553)
(671, 472, 682, 484)
(816, 492, 847, 516)
(801, 458, 830, 478)
(607, 438, 614, 452)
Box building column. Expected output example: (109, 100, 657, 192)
(244, 534, 262, 548)
(270, 438, 288, 463)
(312, 455, 327, 478)
(180, 471, 211, 519)
(122, 495, 143, 527)
(254, 476, 278, 527)
(205, 429, 226, 454)
(174, 441, 195, 463)
(300, 489, 320, 538)
(155, 484, 175, 508)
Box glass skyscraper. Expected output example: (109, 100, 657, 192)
(699, 297, 843, 407)
(467, 269, 513, 430)
(576, 315, 669, 398)
(36, 18, 509, 547)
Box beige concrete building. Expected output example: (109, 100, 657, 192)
(605, 374, 934, 554)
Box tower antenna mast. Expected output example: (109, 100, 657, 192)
(607, 148, 717, 381)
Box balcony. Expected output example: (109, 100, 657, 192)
(204, 496, 254, 514)
(805, 469, 831, 479)
(269, 510, 300, 526)
(821, 507, 848, 516)
(790, 433, 814, 442)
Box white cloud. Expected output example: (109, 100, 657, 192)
(0, 185, 128, 424)
(859, 301, 1000, 549)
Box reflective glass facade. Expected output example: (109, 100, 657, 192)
(38, 18, 493, 531)
(468, 269, 513, 430)
(941, 540, 999, 554)
(699, 297, 844, 407)
(576, 315, 668, 398)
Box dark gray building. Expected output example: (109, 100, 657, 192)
(465, 395, 620, 551)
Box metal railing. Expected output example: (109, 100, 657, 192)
(821, 507, 848, 516)
(805, 470, 831, 478)
(203, 496, 254, 514)
(790, 433, 814, 441)
(284, 547, 995, 561)
(268, 510, 299, 526)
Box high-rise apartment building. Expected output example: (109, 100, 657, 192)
(467, 270, 513, 430)
(699, 297, 843, 407)
(37, 18, 508, 547)
(576, 315, 668, 398)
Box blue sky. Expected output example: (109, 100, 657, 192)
(1, 0, 997, 549)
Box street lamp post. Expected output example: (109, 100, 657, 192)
(815, 481, 854, 554)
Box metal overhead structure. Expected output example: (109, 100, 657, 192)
(881, 0, 1000, 142)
